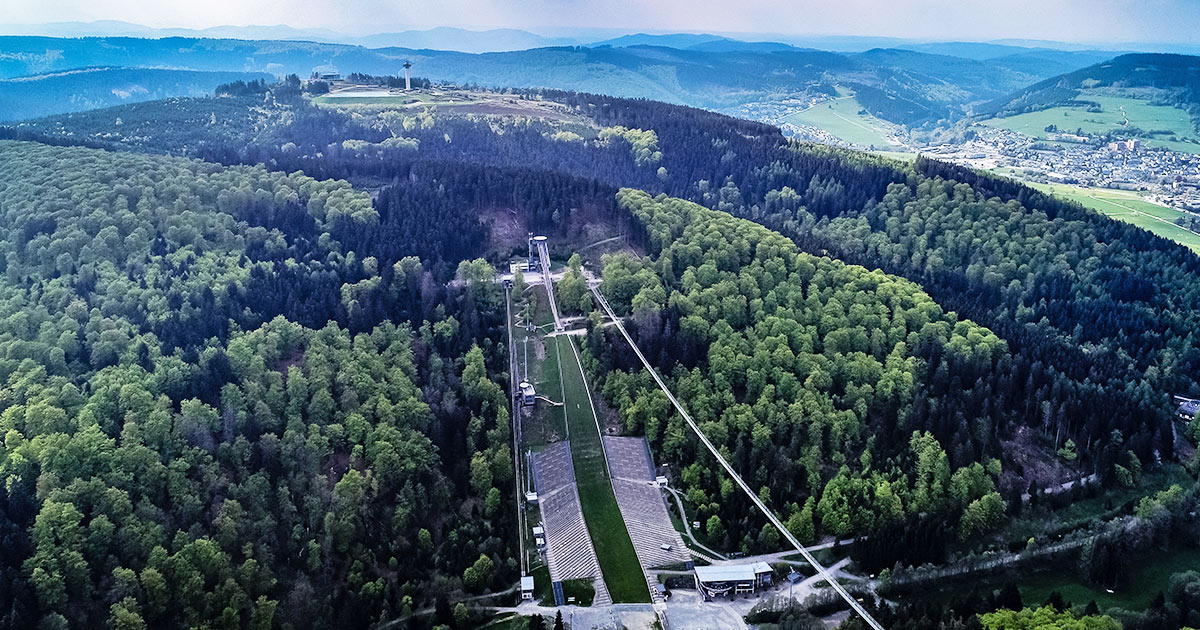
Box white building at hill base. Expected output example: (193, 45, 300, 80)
(694, 562, 773, 598)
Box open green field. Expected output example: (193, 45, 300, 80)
(1027, 181, 1176, 215)
(1119, 214, 1200, 253)
(312, 89, 483, 107)
(1020, 181, 1200, 254)
(553, 335, 650, 603)
(983, 92, 1200, 153)
(780, 88, 901, 149)
(313, 89, 590, 123)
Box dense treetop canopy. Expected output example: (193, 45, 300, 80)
(589, 190, 1008, 547)
(0, 140, 517, 629)
(0, 81, 1198, 630)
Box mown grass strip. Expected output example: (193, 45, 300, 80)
(554, 335, 650, 603)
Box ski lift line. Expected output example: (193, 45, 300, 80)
(589, 285, 885, 630)
(504, 284, 527, 575)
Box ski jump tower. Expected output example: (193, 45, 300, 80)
(526, 234, 563, 329)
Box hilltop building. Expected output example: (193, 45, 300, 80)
(311, 66, 342, 82)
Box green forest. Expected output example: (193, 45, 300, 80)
(589, 190, 1008, 545)
(0, 78, 1198, 630)
(0, 140, 517, 628)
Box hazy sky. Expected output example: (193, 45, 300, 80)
(5, 0, 1200, 44)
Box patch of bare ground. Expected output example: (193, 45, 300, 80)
(478, 206, 527, 253)
(323, 450, 352, 488)
(588, 374, 625, 436)
(1174, 422, 1196, 461)
(1001, 425, 1079, 491)
(276, 349, 306, 377)
(441, 99, 583, 123)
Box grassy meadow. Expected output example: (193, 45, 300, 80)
(1022, 181, 1200, 254)
(983, 92, 1200, 153)
(780, 88, 902, 149)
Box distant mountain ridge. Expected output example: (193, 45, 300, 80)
(0, 66, 271, 121)
(982, 53, 1200, 116)
(350, 27, 577, 53)
(0, 20, 345, 42)
(588, 32, 729, 48)
(5, 20, 1194, 54)
(0, 21, 580, 53)
(0, 33, 1157, 126)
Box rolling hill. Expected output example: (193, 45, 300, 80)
(982, 53, 1200, 116)
(588, 32, 729, 48)
(4, 82, 1200, 630)
(0, 66, 273, 121)
(0, 35, 1107, 125)
(349, 27, 577, 53)
(977, 53, 1200, 150)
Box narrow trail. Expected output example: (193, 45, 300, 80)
(373, 586, 520, 629)
(884, 536, 1089, 589)
(662, 485, 727, 562)
(577, 235, 628, 252)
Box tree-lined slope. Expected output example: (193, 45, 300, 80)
(0, 140, 518, 629)
(982, 53, 1200, 120)
(3, 86, 1200, 614)
(589, 190, 1010, 551)
(0, 67, 274, 122)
